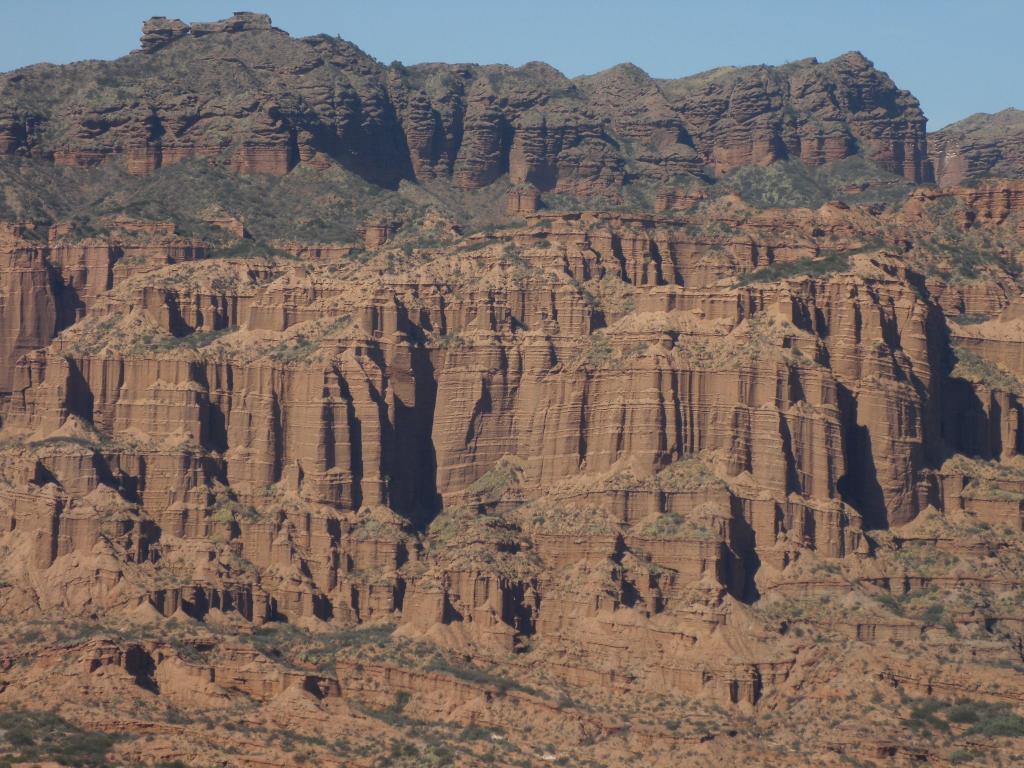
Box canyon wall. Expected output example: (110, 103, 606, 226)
(0, 12, 933, 203)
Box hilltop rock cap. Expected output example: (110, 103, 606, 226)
(139, 12, 274, 53)
(139, 17, 190, 53)
(191, 12, 274, 37)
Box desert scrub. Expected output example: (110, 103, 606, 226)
(320, 314, 352, 336)
(656, 456, 725, 491)
(268, 333, 317, 363)
(951, 346, 1024, 395)
(940, 454, 1024, 488)
(242, 622, 397, 670)
(153, 327, 232, 351)
(715, 156, 912, 209)
(675, 313, 816, 370)
(349, 506, 409, 542)
(0, 707, 119, 767)
(425, 507, 514, 550)
(27, 434, 110, 451)
(207, 492, 261, 524)
(891, 541, 962, 574)
(905, 697, 1024, 738)
(738, 251, 850, 285)
(585, 273, 637, 315)
(572, 332, 632, 369)
(210, 238, 293, 261)
(637, 512, 718, 541)
(432, 332, 465, 350)
(950, 313, 992, 326)
(425, 655, 541, 697)
(466, 456, 524, 502)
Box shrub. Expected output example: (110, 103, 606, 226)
(951, 313, 992, 326)
(949, 750, 979, 764)
(903, 697, 1024, 739)
(920, 603, 945, 625)
(738, 251, 850, 285)
(968, 710, 1024, 737)
(583, 334, 616, 367)
(945, 702, 981, 724)
(0, 708, 118, 767)
(425, 656, 539, 697)
(466, 456, 523, 502)
(951, 346, 1024, 395)
(908, 699, 951, 733)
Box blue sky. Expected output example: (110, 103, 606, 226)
(2, 0, 1020, 129)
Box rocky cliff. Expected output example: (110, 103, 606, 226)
(0, 12, 1024, 768)
(0, 12, 932, 204)
(930, 108, 1024, 187)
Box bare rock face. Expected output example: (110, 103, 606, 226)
(506, 184, 541, 215)
(930, 108, 1024, 186)
(0, 19, 932, 195)
(190, 12, 273, 37)
(2, 13, 1024, 768)
(660, 52, 932, 182)
(138, 17, 190, 54)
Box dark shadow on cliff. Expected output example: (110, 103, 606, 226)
(835, 382, 888, 529)
(389, 342, 441, 531)
(729, 495, 760, 602)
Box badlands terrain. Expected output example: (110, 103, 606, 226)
(2, 11, 1024, 767)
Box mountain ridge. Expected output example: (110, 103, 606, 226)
(0, 11, 933, 200)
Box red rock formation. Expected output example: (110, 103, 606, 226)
(930, 108, 1024, 186)
(0, 18, 934, 195)
(661, 52, 932, 181)
(0, 15, 1023, 768)
(506, 184, 541, 215)
(137, 17, 190, 54)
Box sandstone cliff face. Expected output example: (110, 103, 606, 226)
(0, 14, 932, 201)
(1, 184, 1020, 631)
(0, 186, 1017, 657)
(659, 52, 932, 182)
(930, 108, 1024, 186)
(0, 220, 206, 394)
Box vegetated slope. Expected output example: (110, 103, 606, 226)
(2, 11, 1024, 768)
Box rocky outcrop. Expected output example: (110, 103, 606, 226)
(2, 15, 1024, 768)
(0, 220, 206, 393)
(930, 108, 1024, 186)
(659, 52, 932, 181)
(138, 17, 190, 54)
(0, 16, 933, 195)
(190, 12, 274, 37)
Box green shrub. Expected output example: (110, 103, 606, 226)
(945, 702, 981, 724)
(903, 697, 1024, 739)
(0, 708, 118, 767)
(466, 456, 523, 502)
(949, 749, 980, 764)
(968, 710, 1024, 737)
(920, 603, 945, 624)
(425, 656, 539, 697)
(951, 313, 992, 326)
(738, 251, 850, 285)
(951, 346, 1024, 395)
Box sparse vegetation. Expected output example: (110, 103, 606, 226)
(0, 708, 118, 767)
(425, 656, 541, 697)
(738, 251, 850, 285)
(467, 456, 524, 502)
(951, 346, 1024, 395)
(716, 156, 913, 209)
(906, 697, 1024, 738)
